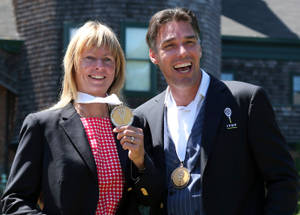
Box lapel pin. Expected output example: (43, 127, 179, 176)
(224, 107, 237, 129)
(224, 107, 232, 123)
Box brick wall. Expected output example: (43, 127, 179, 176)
(13, 0, 60, 117)
(222, 58, 300, 143)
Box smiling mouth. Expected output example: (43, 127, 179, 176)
(173, 62, 192, 73)
(89, 75, 105, 80)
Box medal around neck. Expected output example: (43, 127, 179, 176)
(110, 105, 133, 127)
(171, 163, 190, 189)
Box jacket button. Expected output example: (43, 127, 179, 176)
(140, 187, 149, 196)
(160, 202, 164, 208)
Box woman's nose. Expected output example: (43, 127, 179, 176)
(94, 59, 104, 68)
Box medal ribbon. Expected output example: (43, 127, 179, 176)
(76, 92, 122, 105)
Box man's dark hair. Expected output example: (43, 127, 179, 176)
(146, 7, 200, 50)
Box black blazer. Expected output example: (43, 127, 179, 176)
(134, 75, 298, 215)
(1, 103, 163, 215)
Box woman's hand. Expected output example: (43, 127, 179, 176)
(113, 125, 145, 170)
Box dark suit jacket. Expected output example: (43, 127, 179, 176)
(1, 103, 163, 215)
(134, 75, 298, 215)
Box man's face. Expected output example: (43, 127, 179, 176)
(149, 21, 202, 90)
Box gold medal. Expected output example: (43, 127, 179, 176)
(171, 163, 190, 189)
(110, 105, 133, 127)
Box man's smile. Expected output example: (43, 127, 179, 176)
(173, 62, 192, 73)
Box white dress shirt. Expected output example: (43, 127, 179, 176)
(164, 70, 210, 162)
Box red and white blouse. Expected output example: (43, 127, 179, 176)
(80, 117, 124, 215)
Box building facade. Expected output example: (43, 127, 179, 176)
(221, 0, 300, 144)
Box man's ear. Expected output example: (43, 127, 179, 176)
(149, 48, 158, 64)
(199, 46, 202, 59)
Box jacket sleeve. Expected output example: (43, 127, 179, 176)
(1, 114, 45, 215)
(248, 87, 298, 215)
(129, 115, 165, 209)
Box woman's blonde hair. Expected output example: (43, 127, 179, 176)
(52, 21, 125, 109)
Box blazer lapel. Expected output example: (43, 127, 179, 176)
(201, 76, 227, 174)
(59, 103, 98, 182)
(148, 91, 166, 148)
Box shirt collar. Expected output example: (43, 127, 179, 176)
(164, 69, 210, 109)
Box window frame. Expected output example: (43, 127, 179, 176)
(290, 72, 300, 106)
(63, 22, 80, 52)
(121, 22, 157, 98)
(0, 39, 22, 94)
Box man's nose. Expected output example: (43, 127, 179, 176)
(178, 44, 188, 57)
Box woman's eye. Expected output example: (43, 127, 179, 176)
(85, 56, 95, 61)
(104, 57, 114, 63)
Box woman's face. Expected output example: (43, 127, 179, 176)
(75, 46, 116, 97)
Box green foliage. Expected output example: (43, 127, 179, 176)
(294, 197, 300, 215)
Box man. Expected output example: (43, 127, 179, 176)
(134, 7, 298, 215)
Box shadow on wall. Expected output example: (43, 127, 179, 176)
(222, 0, 298, 39)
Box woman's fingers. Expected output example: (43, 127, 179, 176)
(113, 125, 145, 169)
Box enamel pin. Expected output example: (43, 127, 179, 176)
(224, 107, 237, 129)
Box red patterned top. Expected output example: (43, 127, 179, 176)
(80, 117, 124, 215)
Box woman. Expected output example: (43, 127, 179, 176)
(1, 21, 163, 215)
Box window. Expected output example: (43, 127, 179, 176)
(293, 75, 300, 105)
(221, 72, 234, 81)
(122, 23, 156, 97)
(64, 22, 157, 97)
(63, 22, 79, 51)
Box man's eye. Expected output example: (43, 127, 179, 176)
(164, 44, 174, 49)
(186, 40, 195, 45)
